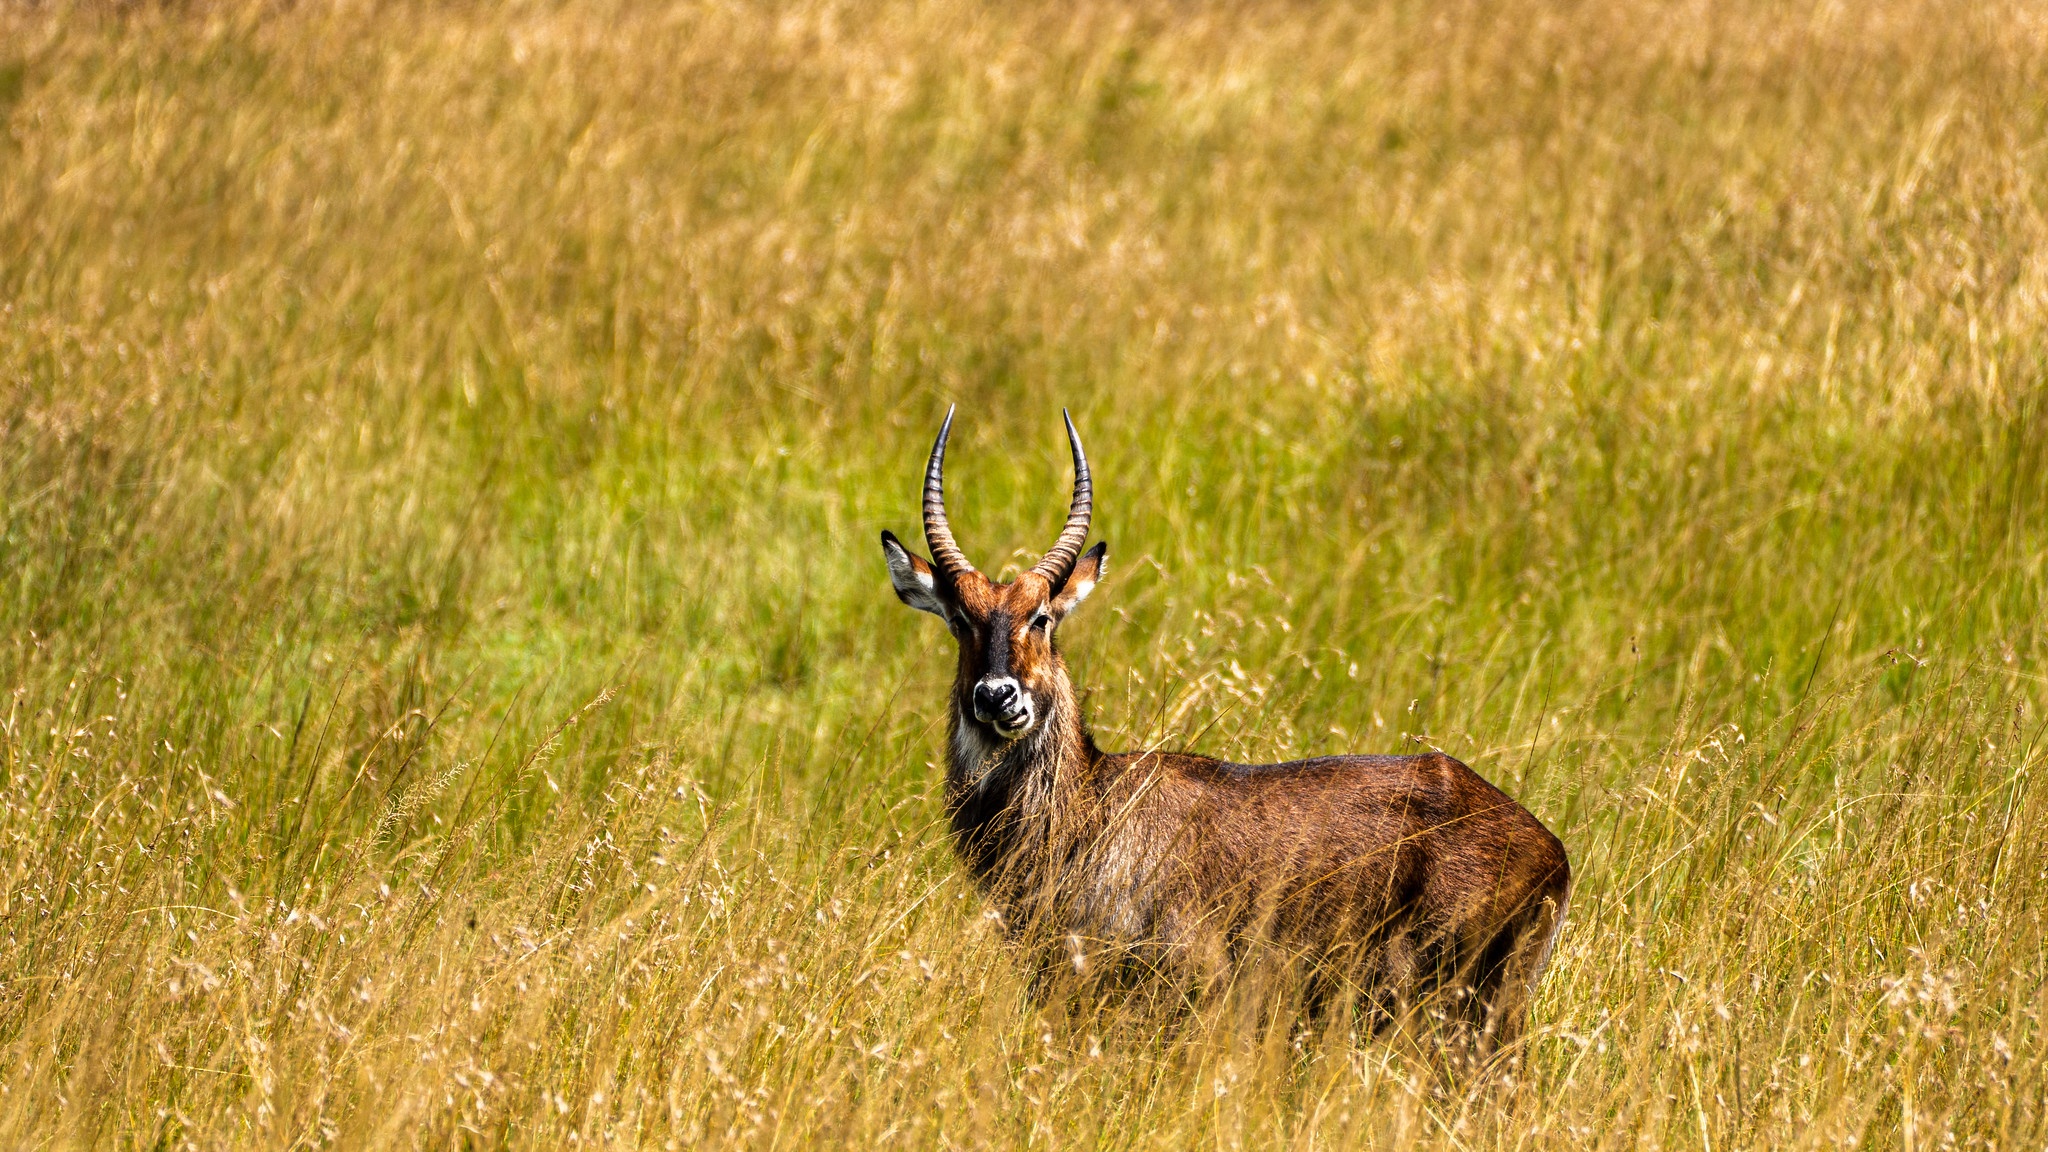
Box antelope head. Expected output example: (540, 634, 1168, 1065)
(879, 407, 1107, 742)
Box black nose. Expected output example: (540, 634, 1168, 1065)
(974, 680, 1017, 713)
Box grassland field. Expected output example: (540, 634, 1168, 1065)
(2, 0, 2048, 1146)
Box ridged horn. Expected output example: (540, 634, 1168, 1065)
(922, 405, 976, 582)
(1030, 409, 1093, 584)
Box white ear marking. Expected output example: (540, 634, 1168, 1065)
(1050, 543, 1107, 616)
(882, 533, 949, 618)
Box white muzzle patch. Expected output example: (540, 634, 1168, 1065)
(972, 675, 1034, 739)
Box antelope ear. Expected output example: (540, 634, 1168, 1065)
(1050, 542, 1107, 617)
(881, 530, 949, 618)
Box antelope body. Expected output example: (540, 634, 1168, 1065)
(881, 408, 1570, 1046)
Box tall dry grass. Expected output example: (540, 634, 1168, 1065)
(1, 0, 2046, 1146)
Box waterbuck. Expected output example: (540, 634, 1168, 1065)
(880, 407, 1570, 1048)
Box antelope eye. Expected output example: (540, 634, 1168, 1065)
(1030, 612, 1051, 631)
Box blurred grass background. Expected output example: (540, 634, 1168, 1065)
(1, 0, 2046, 1145)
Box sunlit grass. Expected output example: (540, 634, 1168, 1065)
(1, 0, 2045, 1146)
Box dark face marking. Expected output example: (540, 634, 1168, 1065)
(946, 574, 1062, 740)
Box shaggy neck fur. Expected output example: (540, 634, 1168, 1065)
(942, 652, 1101, 917)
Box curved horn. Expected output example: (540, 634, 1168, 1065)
(1031, 409, 1093, 584)
(922, 405, 975, 582)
